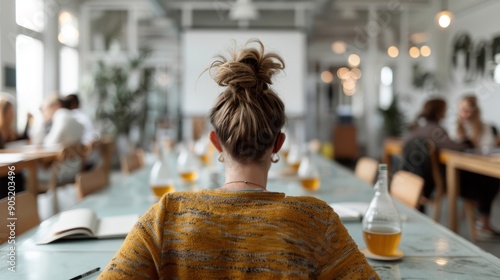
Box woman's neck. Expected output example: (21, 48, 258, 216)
(223, 161, 270, 191)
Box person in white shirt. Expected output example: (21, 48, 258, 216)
(32, 94, 84, 147)
(456, 94, 496, 149)
(62, 94, 97, 145)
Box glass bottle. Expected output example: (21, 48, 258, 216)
(149, 144, 175, 198)
(194, 134, 213, 166)
(177, 143, 199, 183)
(362, 164, 402, 256)
(297, 151, 320, 191)
(286, 140, 302, 173)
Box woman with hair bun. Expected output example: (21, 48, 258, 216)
(100, 40, 378, 279)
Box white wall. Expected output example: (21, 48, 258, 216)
(443, 1, 500, 130)
(0, 0, 17, 96)
(182, 30, 306, 116)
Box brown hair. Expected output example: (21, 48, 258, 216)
(208, 40, 286, 162)
(411, 98, 446, 130)
(456, 94, 483, 146)
(0, 97, 16, 142)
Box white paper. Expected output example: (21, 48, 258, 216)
(329, 202, 369, 222)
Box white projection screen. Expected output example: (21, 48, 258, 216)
(182, 30, 306, 117)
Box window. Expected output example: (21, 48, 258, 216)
(59, 47, 79, 95)
(379, 66, 394, 110)
(59, 10, 79, 95)
(16, 35, 44, 131)
(16, 0, 45, 32)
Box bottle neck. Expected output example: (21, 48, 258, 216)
(376, 170, 388, 194)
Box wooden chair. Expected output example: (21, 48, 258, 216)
(0, 192, 40, 243)
(354, 157, 379, 185)
(390, 171, 424, 209)
(421, 140, 445, 222)
(42, 143, 87, 213)
(120, 149, 145, 174)
(75, 168, 109, 200)
(399, 138, 445, 222)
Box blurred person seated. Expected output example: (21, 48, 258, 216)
(99, 40, 379, 279)
(31, 94, 84, 147)
(456, 94, 497, 150)
(455, 94, 500, 238)
(62, 93, 97, 145)
(0, 94, 27, 199)
(30, 94, 85, 189)
(402, 98, 500, 239)
(0, 94, 30, 149)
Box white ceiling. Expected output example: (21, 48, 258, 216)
(79, 0, 496, 56)
(149, 0, 493, 45)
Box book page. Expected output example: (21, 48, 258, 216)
(95, 214, 139, 238)
(329, 202, 369, 222)
(50, 208, 97, 235)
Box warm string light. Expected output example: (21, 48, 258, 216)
(387, 44, 431, 59)
(320, 71, 334, 83)
(387, 46, 399, 58)
(435, 0, 453, 29)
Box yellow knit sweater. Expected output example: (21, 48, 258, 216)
(99, 190, 379, 279)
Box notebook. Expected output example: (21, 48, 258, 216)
(38, 208, 138, 244)
(329, 202, 369, 222)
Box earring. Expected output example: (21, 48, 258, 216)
(271, 153, 280, 163)
(218, 154, 224, 162)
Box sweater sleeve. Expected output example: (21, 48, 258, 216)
(317, 211, 379, 280)
(98, 198, 167, 279)
(430, 125, 466, 151)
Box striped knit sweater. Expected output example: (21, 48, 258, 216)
(99, 190, 379, 279)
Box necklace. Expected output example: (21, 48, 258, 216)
(222, 180, 267, 191)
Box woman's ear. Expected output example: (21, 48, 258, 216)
(272, 133, 286, 153)
(209, 131, 223, 152)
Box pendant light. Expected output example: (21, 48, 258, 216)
(435, 0, 454, 29)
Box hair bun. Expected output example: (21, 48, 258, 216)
(211, 40, 284, 92)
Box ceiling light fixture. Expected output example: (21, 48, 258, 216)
(230, 0, 259, 21)
(435, 0, 453, 29)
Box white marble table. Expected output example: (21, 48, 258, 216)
(1, 155, 500, 279)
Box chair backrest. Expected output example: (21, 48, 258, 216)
(0, 192, 40, 243)
(120, 149, 145, 174)
(390, 170, 424, 209)
(354, 157, 379, 184)
(399, 137, 443, 199)
(427, 140, 445, 200)
(76, 168, 109, 200)
(47, 142, 87, 190)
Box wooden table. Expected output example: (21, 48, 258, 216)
(383, 138, 500, 235)
(2, 155, 500, 279)
(0, 153, 58, 196)
(445, 150, 500, 232)
(382, 138, 448, 172)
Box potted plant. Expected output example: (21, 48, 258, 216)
(91, 50, 152, 156)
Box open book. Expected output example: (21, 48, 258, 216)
(38, 208, 138, 244)
(329, 202, 369, 222)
